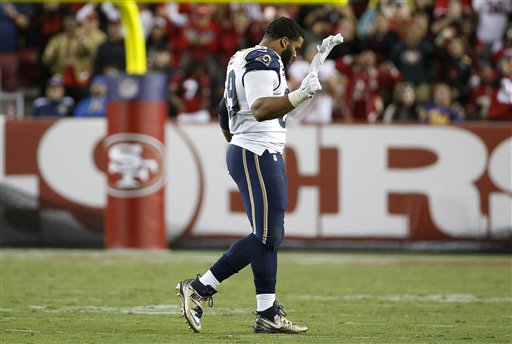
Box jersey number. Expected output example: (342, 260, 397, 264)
(226, 70, 240, 118)
(226, 69, 286, 129)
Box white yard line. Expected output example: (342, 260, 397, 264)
(3, 249, 510, 267)
(297, 294, 512, 303)
(4, 328, 41, 334)
(1, 304, 253, 316)
(343, 321, 509, 328)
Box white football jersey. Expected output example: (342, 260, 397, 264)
(224, 45, 289, 155)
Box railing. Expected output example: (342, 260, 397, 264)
(0, 91, 24, 119)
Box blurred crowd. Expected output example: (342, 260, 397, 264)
(0, 0, 511, 123)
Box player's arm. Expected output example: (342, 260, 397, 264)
(248, 34, 343, 122)
(256, 33, 345, 120)
(217, 97, 232, 142)
(246, 70, 321, 122)
(250, 96, 295, 122)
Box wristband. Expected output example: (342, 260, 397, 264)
(288, 88, 309, 108)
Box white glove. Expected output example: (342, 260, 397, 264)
(309, 33, 344, 75)
(288, 72, 322, 108)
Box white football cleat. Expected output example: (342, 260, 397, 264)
(176, 278, 216, 333)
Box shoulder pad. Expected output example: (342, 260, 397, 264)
(245, 48, 281, 73)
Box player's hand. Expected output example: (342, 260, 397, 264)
(309, 33, 344, 75)
(300, 72, 322, 98)
(288, 72, 321, 108)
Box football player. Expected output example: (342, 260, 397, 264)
(177, 16, 342, 334)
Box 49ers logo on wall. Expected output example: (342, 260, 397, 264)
(104, 133, 166, 198)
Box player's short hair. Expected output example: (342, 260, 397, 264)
(264, 17, 304, 42)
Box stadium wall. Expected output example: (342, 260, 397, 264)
(1, 117, 511, 251)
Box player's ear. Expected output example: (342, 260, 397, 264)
(280, 37, 289, 49)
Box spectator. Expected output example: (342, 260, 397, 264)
(138, 4, 155, 39)
(491, 23, 512, 66)
(0, 3, 30, 54)
(156, 2, 190, 66)
(32, 75, 74, 117)
(5, 2, 509, 126)
(487, 50, 512, 121)
(458, 13, 479, 61)
(245, 11, 269, 48)
(360, 11, 399, 64)
(337, 50, 401, 122)
(382, 82, 419, 123)
(77, 11, 106, 48)
(465, 63, 496, 120)
(93, 19, 125, 76)
(169, 62, 211, 122)
(288, 43, 343, 124)
(438, 36, 472, 102)
(146, 15, 170, 59)
(75, 2, 120, 33)
(431, 0, 478, 65)
(419, 82, 464, 124)
(357, 0, 404, 39)
(433, 0, 472, 19)
(42, 14, 102, 102)
(149, 46, 174, 78)
(32, 3, 71, 94)
(148, 46, 176, 117)
(472, 0, 512, 63)
(391, 15, 435, 104)
(431, 0, 467, 39)
(157, 2, 189, 29)
(302, 13, 333, 51)
(74, 75, 108, 117)
(218, 8, 251, 66)
(231, 2, 264, 23)
(384, 1, 414, 40)
(77, 10, 107, 80)
(0, 3, 30, 91)
(412, 0, 435, 22)
(174, 4, 220, 67)
(329, 15, 361, 59)
(174, 4, 227, 108)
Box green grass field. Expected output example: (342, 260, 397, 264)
(1, 249, 511, 343)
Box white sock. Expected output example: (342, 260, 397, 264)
(256, 294, 275, 312)
(198, 270, 220, 290)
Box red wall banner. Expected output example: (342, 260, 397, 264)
(1, 118, 511, 250)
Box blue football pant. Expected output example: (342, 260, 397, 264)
(209, 144, 287, 294)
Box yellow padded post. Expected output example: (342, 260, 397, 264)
(116, 1, 146, 75)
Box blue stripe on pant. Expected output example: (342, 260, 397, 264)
(226, 144, 288, 250)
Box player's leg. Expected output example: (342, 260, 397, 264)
(177, 234, 266, 332)
(250, 150, 285, 316)
(205, 145, 270, 282)
(194, 148, 288, 289)
(249, 151, 308, 334)
(252, 249, 278, 318)
(177, 145, 269, 331)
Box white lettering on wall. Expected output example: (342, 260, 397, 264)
(488, 138, 512, 236)
(321, 126, 488, 238)
(37, 119, 106, 208)
(321, 126, 408, 237)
